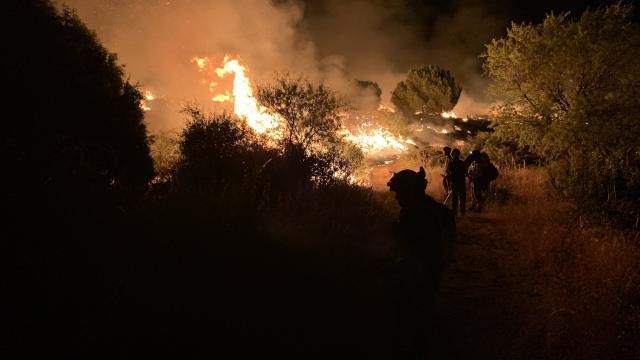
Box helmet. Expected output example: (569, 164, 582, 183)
(387, 167, 427, 193)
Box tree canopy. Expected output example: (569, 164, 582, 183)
(256, 76, 363, 185)
(391, 64, 462, 117)
(483, 2, 640, 203)
(257, 76, 345, 150)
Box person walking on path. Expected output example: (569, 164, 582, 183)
(445, 148, 467, 216)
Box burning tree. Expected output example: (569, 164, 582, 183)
(483, 2, 640, 204)
(391, 64, 462, 118)
(256, 75, 345, 150)
(256, 75, 364, 184)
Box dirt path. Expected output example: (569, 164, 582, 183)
(427, 210, 536, 359)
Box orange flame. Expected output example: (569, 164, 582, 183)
(337, 122, 412, 155)
(192, 56, 282, 134)
(191, 56, 413, 156)
(377, 103, 395, 112)
(440, 110, 457, 118)
(213, 57, 282, 134)
(140, 89, 154, 111)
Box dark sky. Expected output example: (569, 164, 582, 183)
(294, 0, 636, 100)
(298, 0, 636, 65)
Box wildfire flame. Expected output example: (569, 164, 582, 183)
(337, 123, 413, 155)
(140, 90, 154, 111)
(440, 110, 457, 118)
(191, 55, 413, 156)
(211, 92, 231, 102)
(192, 56, 282, 134)
(377, 103, 395, 112)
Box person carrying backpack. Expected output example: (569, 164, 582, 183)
(469, 153, 499, 211)
(481, 152, 499, 200)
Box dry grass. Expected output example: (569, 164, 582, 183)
(494, 168, 640, 359)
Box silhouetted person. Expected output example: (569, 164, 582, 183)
(469, 152, 491, 212)
(465, 149, 481, 167)
(441, 146, 452, 200)
(479, 152, 499, 202)
(446, 149, 467, 216)
(387, 167, 455, 357)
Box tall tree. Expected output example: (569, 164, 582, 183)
(391, 65, 461, 117)
(3, 1, 154, 215)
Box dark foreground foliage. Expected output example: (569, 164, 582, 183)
(2, 1, 154, 218)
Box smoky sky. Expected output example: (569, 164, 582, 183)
(59, 0, 629, 131)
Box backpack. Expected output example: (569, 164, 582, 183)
(486, 163, 499, 181)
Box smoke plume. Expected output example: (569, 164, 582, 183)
(60, 0, 507, 132)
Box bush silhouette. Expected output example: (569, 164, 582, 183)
(175, 106, 275, 190)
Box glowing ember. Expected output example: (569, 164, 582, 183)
(140, 89, 154, 111)
(192, 57, 209, 71)
(212, 92, 231, 102)
(377, 103, 395, 112)
(441, 110, 457, 118)
(338, 123, 412, 155)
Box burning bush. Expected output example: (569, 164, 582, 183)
(256, 75, 345, 149)
(173, 103, 364, 193)
(256, 75, 365, 183)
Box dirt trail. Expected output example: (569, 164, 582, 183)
(427, 209, 536, 359)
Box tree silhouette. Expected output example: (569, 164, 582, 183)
(175, 105, 274, 189)
(391, 65, 461, 118)
(256, 76, 363, 185)
(256, 75, 345, 151)
(3, 1, 154, 216)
